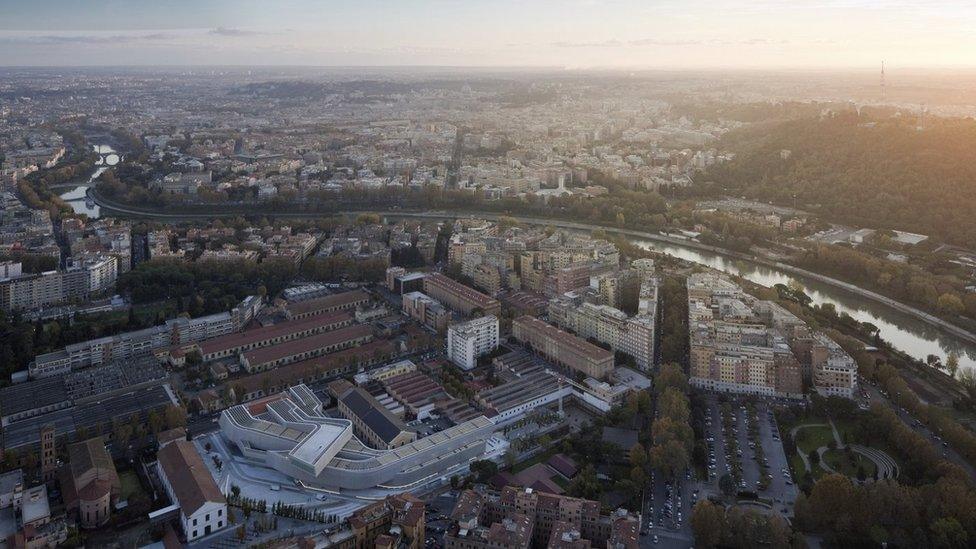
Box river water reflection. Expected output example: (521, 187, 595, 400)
(59, 144, 120, 219)
(631, 238, 976, 372)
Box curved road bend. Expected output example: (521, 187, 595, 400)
(90, 189, 976, 347)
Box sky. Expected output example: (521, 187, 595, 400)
(1, 0, 975, 68)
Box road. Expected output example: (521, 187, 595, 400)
(862, 383, 976, 481)
(642, 471, 695, 548)
(88, 190, 976, 349)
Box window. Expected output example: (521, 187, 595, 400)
(193, 518, 198, 526)
(218, 520, 223, 528)
(192, 530, 197, 538)
(218, 509, 223, 517)
(206, 513, 210, 521)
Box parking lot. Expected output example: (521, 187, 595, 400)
(702, 395, 798, 514)
(636, 394, 808, 547)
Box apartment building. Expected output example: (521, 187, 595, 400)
(473, 264, 502, 296)
(0, 255, 119, 313)
(31, 295, 262, 378)
(811, 333, 858, 398)
(447, 315, 500, 370)
(402, 291, 451, 333)
(445, 486, 639, 549)
(347, 493, 426, 549)
(512, 316, 613, 380)
(423, 273, 501, 317)
(549, 296, 657, 371)
(686, 273, 847, 399)
(593, 269, 641, 310)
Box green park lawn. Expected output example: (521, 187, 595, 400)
(793, 424, 836, 455)
(822, 448, 878, 479)
(119, 470, 146, 501)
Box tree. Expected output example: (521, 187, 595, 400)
(356, 213, 381, 225)
(930, 517, 968, 549)
(504, 446, 517, 468)
(946, 352, 960, 378)
(649, 439, 689, 478)
(629, 466, 647, 486)
(718, 473, 735, 496)
(567, 465, 602, 500)
(470, 459, 498, 482)
(538, 434, 552, 449)
(768, 514, 793, 549)
(113, 420, 133, 449)
(148, 410, 163, 434)
(690, 500, 724, 548)
(805, 474, 855, 532)
(164, 404, 187, 428)
(938, 293, 965, 315)
(655, 363, 688, 394)
(652, 416, 694, 452)
(658, 387, 691, 424)
(497, 216, 520, 230)
(958, 368, 976, 401)
(629, 443, 648, 469)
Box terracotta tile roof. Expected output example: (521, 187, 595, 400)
(286, 290, 369, 317)
(424, 273, 500, 309)
(547, 454, 579, 479)
(157, 440, 225, 516)
(198, 311, 352, 356)
(513, 316, 612, 361)
(78, 478, 113, 501)
(242, 324, 372, 367)
(157, 428, 186, 447)
(232, 340, 395, 395)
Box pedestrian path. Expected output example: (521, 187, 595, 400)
(790, 423, 830, 473)
(813, 419, 898, 481)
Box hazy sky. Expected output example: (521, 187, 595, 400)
(2, 0, 975, 68)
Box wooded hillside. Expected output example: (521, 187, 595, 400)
(705, 112, 976, 245)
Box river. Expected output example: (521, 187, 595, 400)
(630, 237, 976, 371)
(59, 144, 121, 219)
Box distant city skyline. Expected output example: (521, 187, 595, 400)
(1, 0, 975, 68)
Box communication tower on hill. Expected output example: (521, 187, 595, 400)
(881, 60, 887, 102)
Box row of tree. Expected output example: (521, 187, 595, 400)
(648, 363, 694, 478)
(116, 258, 295, 307)
(794, 472, 975, 547)
(691, 500, 796, 549)
(794, 244, 976, 321)
(863, 360, 976, 476)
